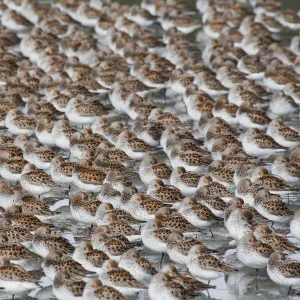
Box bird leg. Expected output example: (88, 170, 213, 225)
(255, 268, 259, 290)
(159, 252, 165, 268)
(89, 224, 94, 237)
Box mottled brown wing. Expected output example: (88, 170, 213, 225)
(197, 254, 231, 272)
(5, 160, 27, 173)
(252, 242, 274, 258)
(26, 171, 57, 187)
(0, 265, 36, 282)
(278, 262, 300, 278)
(259, 199, 294, 216)
(128, 137, 157, 152)
(94, 286, 126, 300)
(181, 152, 212, 166)
(68, 280, 85, 296)
(45, 236, 74, 254)
(61, 162, 77, 176)
(153, 228, 172, 242)
(278, 127, 300, 142)
(107, 269, 146, 288)
(181, 173, 201, 187)
(152, 163, 172, 179)
(14, 116, 35, 129)
(87, 250, 109, 267)
(78, 169, 105, 185)
(165, 280, 187, 299)
(136, 258, 157, 275)
(36, 150, 55, 162)
(140, 199, 164, 214)
(247, 111, 270, 125)
(104, 240, 131, 255)
(109, 222, 138, 236)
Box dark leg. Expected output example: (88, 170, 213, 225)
(255, 269, 259, 290)
(207, 290, 211, 298)
(208, 280, 210, 285)
(160, 252, 165, 268)
(89, 224, 94, 237)
(288, 286, 292, 295)
(270, 222, 274, 228)
(209, 227, 214, 237)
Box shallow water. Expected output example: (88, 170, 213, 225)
(2, 0, 300, 299)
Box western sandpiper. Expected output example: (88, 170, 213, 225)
(98, 259, 147, 297)
(33, 226, 74, 258)
(187, 245, 237, 281)
(73, 241, 109, 273)
(20, 163, 58, 195)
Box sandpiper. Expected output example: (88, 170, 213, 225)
(0, 182, 22, 209)
(254, 225, 299, 253)
(0, 256, 40, 296)
(91, 231, 134, 262)
(237, 103, 271, 130)
(187, 245, 237, 281)
(23, 140, 55, 170)
(177, 197, 222, 231)
(141, 219, 173, 257)
(236, 233, 274, 269)
(267, 252, 300, 293)
(147, 179, 184, 204)
(32, 226, 74, 258)
(242, 128, 286, 158)
(50, 155, 77, 187)
(73, 242, 109, 274)
(116, 130, 158, 160)
(53, 271, 85, 300)
(72, 164, 105, 193)
(70, 191, 101, 224)
(139, 155, 172, 186)
(166, 230, 207, 265)
(267, 119, 300, 148)
(98, 259, 147, 297)
(20, 163, 59, 195)
(83, 278, 127, 300)
(118, 249, 156, 285)
(253, 189, 294, 224)
(42, 250, 94, 281)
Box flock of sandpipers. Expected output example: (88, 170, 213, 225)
(0, 0, 300, 299)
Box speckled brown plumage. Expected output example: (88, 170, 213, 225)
(75, 166, 105, 185)
(106, 221, 139, 237)
(23, 171, 57, 187)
